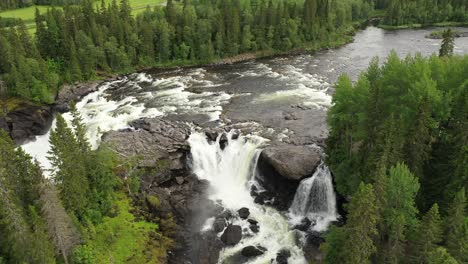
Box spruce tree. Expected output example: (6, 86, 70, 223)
(427, 247, 459, 264)
(445, 188, 468, 263)
(411, 204, 443, 263)
(439, 29, 455, 57)
(48, 114, 89, 218)
(323, 183, 379, 264)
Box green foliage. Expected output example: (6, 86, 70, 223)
(427, 247, 459, 264)
(411, 203, 443, 263)
(445, 188, 468, 263)
(383, 0, 468, 26)
(323, 183, 379, 264)
(75, 194, 160, 264)
(1, 0, 372, 104)
(439, 29, 455, 57)
(327, 53, 468, 264)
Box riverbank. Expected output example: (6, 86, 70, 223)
(378, 21, 468, 30)
(1, 21, 363, 144)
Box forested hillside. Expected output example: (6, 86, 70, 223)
(0, 105, 172, 263)
(381, 0, 468, 26)
(325, 52, 468, 263)
(0, 0, 372, 104)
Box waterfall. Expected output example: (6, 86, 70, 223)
(289, 164, 338, 231)
(188, 131, 308, 264)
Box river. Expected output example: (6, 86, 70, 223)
(21, 26, 468, 263)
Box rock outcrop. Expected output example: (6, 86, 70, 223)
(54, 81, 102, 112)
(0, 103, 53, 144)
(260, 144, 322, 181)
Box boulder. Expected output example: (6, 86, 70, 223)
(2, 103, 53, 144)
(276, 249, 292, 264)
(261, 144, 322, 181)
(238, 207, 250, 219)
(293, 217, 312, 232)
(213, 218, 227, 233)
(247, 219, 258, 225)
(221, 225, 242, 245)
(249, 225, 259, 233)
(241, 246, 266, 257)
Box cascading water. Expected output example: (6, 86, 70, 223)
(188, 131, 308, 264)
(288, 164, 338, 231)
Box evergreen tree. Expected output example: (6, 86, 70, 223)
(323, 183, 379, 264)
(48, 114, 89, 218)
(427, 247, 459, 264)
(411, 204, 443, 263)
(439, 29, 455, 57)
(445, 188, 468, 263)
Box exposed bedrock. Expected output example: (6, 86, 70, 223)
(101, 118, 223, 264)
(1, 103, 53, 144)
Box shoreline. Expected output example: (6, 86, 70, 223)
(0, 20, 366, 144)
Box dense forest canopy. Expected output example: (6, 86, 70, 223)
(0, 0, 373, 104)
(325, 53, 468, 263)
(383, 0, 468, 26)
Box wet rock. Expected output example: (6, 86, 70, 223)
(293, 218, 312, 232)
(303, 231, 325, 263)
(55, 81, 101, 112)
(276, 249, 292, 264)
(241, 246, 266, 257)
(1, 103, 53, 144)
(205, 130, 218, 142)
(221, 225, 242, 245)
(219, 133, 228, 150)
(247, 219, 258, 225)
(238, 207, 250, 219)
(284, 112, 299, 120)
(213, 218, 227, 233)
(190, 231, 224, 264)
(261, 144, 322, 181)
(249, 225, 260, 233)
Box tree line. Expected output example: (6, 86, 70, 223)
(0, 0, 373, 104)
(324, 52, 468, 263)
(0, 0, 83, 11)
(383, 0, 468, 26)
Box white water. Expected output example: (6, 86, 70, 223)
(289, 164, 338, 232)
(188, 131, 308, 264)
(21, 70, 233, 174)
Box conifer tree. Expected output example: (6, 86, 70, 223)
(427, 247, 459, 264)
(445, 188, 468, 263)
(48, 114, 89, 218)
(439, 29, 455, 57)
(411, 203, 443, 263)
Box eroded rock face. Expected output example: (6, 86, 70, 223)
(260, 144, 322, 181)
(1, 103, 53, 144)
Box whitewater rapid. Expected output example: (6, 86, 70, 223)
(189, 131, 309, 264)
